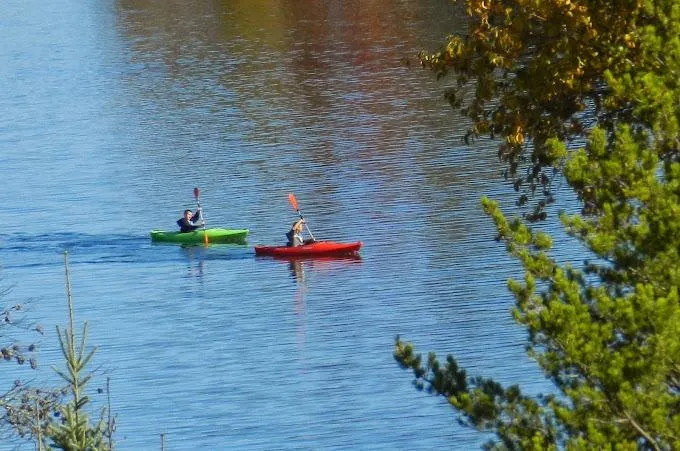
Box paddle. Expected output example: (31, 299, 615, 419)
(193, 187, 209, 246)
(287, 193, 315, 241)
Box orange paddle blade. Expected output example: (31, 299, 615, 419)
(288, 193, 298, 211)
(203, 231, 209, 246)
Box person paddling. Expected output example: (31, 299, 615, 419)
(177, 208, 204, 233)
(286, 218, 314, 247)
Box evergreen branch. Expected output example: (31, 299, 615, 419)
(623, 410, 660, 451)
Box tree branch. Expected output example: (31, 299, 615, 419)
(623, 410, 660, 451)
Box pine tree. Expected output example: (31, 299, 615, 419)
(47, 252, 111, 451)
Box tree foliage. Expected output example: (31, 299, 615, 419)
(1, 294, 40, 369)
(396, 0, 680, 449)
(419, 0, 680, 219)
(0, 284, 46, 444)
(2, 385, 64, 447)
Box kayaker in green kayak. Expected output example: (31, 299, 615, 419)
(177, 209, 204, 233)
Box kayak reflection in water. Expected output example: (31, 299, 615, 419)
(177, 209, 204, 233)
(285, 219, 315, 247)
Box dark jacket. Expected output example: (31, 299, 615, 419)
(177, 210, 202, 233)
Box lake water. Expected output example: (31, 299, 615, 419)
(1, 1, 576, 449)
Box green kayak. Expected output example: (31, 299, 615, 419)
(150, 228, 249, 244)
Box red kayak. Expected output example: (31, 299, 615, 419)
(254, 241, 362, 257)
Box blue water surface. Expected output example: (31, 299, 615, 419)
(0, 1, 583, 449)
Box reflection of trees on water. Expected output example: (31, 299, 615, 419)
(115, 0, 512, 255)
(114, 2, 472, 180)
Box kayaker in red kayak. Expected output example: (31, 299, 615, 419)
(177, 209, 204, 233)
(286, 219, 315, 247)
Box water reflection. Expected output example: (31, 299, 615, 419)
(179, 244, 206, 278)
(289, 259, 305, 283)
(175, 243, 254, 278)
(282, 255, 363, 283)
(284, 256, 363, 355)
(112, 0, 475, 228)
(291, 260, 308, 352)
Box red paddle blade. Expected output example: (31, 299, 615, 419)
(288, 193, 298, 211)
(193, 187, 200, 199)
